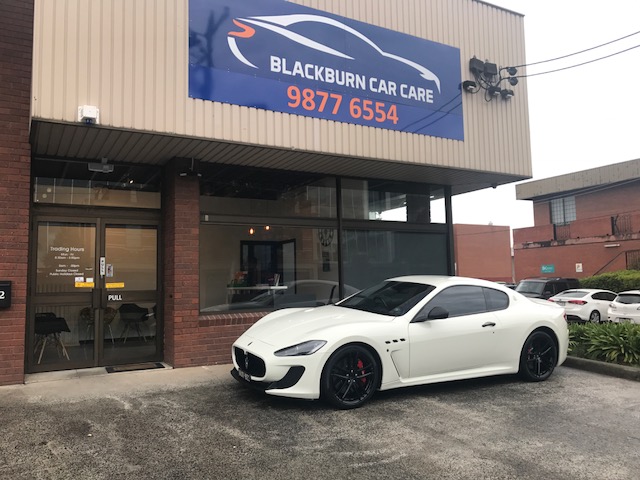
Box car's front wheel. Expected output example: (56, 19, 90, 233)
(589, 310, 601, 323)
(518, 331, 558, 382)
(321, 344, 379, 409)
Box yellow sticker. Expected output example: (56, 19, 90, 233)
(75, 282, 95, 288)
(106, 282, 125, 289)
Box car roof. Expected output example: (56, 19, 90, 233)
(616, 290, 640, 295)
(520, 277, 578, 282)
(386, 275, 504, 289)
(553, 289, 613, 294)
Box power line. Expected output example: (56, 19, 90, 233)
(511, 29, 640, 69)
(515, 43, 640, 79)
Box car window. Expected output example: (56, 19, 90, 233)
(422, 285, 487, 318)
(615, 294, 640, 305)
(515, 281, 544, 295)
(559, 290, 587, 298)
(484, 287, 509, 311)
(339, 281, 435, 316)
(591, 292, 615, 301)
(552, 282, 569, 295)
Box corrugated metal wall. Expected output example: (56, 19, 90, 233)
(32, 0, 531, 177)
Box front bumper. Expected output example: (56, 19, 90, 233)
(231, 336, 329, 400)
(231, 365, 306, 391)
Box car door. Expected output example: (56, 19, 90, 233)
(408, 285, 510, 379)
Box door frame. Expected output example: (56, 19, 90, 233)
(27, 205, 163, 373)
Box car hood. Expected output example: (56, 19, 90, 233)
(243, 305, 390, 347)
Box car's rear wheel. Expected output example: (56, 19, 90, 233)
(321, 344, 379, 409)
(589, 310, 601, 323)
(518, 331, 557, 382)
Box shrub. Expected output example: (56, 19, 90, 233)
(579, 270, 640, 292)
(568, 322, 640, 366)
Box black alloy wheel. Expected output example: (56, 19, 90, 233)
(518, 331, 558, 382)
(321, 344, 380, 409)
(589, 310, 601, 323)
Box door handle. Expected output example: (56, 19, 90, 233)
(482, 322, 496, 328)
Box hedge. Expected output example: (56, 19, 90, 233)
(579, 270, 640, 292)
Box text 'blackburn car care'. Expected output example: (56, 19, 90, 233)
(231, 276, 569, 409)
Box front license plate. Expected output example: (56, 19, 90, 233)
(238, 369, 251, 382)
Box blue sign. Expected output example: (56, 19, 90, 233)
(541, 264, 555, 274)
(189, 0, 463, 140)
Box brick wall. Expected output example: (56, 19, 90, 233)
(0, 1, 33, 385)
(514, 239, 640, 281)
(453, 224, 513, 282)
(162, 161, 201, 367)
(162, 163, 260, 366)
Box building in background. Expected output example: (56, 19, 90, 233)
(454, 224, 513, 283)
(1, 0, 532, 384)
(513, 158, 640, 281)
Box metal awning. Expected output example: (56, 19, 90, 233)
(30, 119, 527, 196)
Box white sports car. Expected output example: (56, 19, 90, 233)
(231, 275, 568, 409)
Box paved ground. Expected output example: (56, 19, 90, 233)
(1, 364, 639, 480)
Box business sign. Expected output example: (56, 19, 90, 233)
(541, 264, 555, 274)
(189, 0, 463, 139)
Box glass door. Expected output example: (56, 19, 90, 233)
(102, 224, 159, 365)
(28, 217, 161, 372)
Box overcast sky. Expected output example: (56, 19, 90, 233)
(451, 0, 640, 229)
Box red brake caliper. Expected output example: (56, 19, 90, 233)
(357, 359, 366, 384)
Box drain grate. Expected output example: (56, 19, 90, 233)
(106, 362, 165, 373)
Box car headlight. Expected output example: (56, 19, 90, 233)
(274, 340, 327, 357)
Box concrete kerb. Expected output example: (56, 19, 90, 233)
(563, 356, 640, 382)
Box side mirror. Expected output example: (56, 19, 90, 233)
(412, 306, 449, 323)
(543, 290, 552, 299)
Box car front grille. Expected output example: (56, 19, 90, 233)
(234, 346, 266, 377)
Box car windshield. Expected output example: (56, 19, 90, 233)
(616, 294, 640, 305)
(338, 281, 435, 316)
(515, 281, 545, 295)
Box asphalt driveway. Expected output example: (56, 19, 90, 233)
(1, 364, 639, 479)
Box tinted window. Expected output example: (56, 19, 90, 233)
(615, 294, 640, 305)
(484, 287, 509, 311)
(551, 282, 569, 295)
(340, 281, 435, 316)
(592, 292, 616, 301)
(561, 290, 588, 298)
(516, 281, 545, 295)
(423, 286, 487, 318)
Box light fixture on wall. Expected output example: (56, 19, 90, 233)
(461, 80, 478, 92)
(78, 105, 100, 125)
(462, 57, 520, 102)
(500, 89, 514, 99)
(249, 227, 255, 235)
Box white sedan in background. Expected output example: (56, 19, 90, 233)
(608, 290, 640, 324)
(231, 275, 569, 409)
(548, 289, 617, 323)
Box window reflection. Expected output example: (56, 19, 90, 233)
(200, 225, 344, 312)
(342, 230, 448, 290)
(341, 179, 445, 224)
